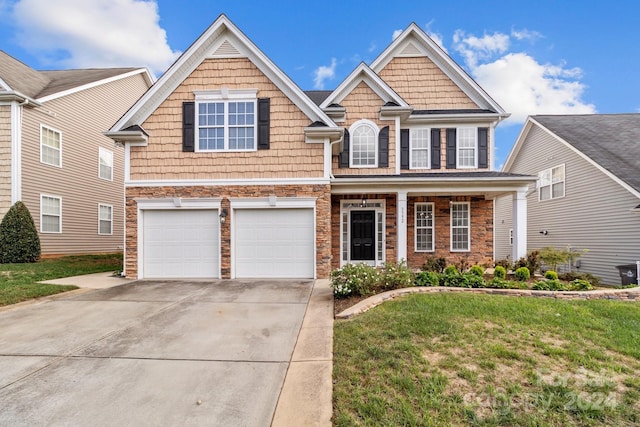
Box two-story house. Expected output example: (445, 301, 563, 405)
(106, 14, 535, 280)
(0, 51, 152, 256)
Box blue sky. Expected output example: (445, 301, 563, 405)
(1, 0, 639, 167)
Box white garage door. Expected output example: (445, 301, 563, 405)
(143, 209, 219, 279)
(234, 208, 314, 278)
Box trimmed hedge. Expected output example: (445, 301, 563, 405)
(0, 201, 41, 263)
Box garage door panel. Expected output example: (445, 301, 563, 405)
(235, 208, 314, 278)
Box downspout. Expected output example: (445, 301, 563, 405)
(328, 132, 343, 180)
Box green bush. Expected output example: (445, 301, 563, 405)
(514, 267, 530, 281)
(0, 201, 41, 263)
(559, 272, 601, 287)
(422, 257, 447, 273)
(494, 265, 506, 279)
(533, 279, 565, 291)
(569, 279, 593, 291)
(330, 263, 379, 298)
(415, 271, 440, 287)
(442, 273, 469, 288)
(494, 259, 512, 270)
(379, 261, 414, 291)
(443, 265, 459, 276)
(544, 270, 559, 280)
(466, 274, 486, 288)
(469, 265, 484, 277)
(486, 278, 511, 289)
(539, 247, 569, 271)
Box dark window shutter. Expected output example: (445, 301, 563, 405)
(378, 126, 389, 167)
(257, 98, 270, 150)
(446, 128, 457, 169)
(478, 127, 489, 169)
(182, 102, 195, 152)
(400, 129, 410, 170)
(339, 129, 350, 168)
(430, 128, 441, 169)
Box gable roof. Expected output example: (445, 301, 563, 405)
(0, 50, 152, 102)
(505, 113, 640, 197)
(111, 14, 336, 132)
(369, 23, 507, 117)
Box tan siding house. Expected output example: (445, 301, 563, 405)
(497, 114, 640, 284)
(107, 15, 535, 280)
(0, 51, 152, 256)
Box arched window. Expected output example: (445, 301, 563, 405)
(350, 120, 378, 167)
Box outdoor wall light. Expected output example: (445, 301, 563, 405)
(219, 208, 228, 224)
(360, 198, 367, 207)
(539, 230, 548, 235)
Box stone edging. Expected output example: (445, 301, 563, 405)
(335, 286, 640, 319)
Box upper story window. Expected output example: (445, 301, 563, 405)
(539, 164, 565, 201)
(41, 125, 62, 167)
(410, 128, 430, 169)
(195, 89, 257, 152)
(457, 127, 477, 168)
(350, 120, 378, 167)
(99, 147, 113, 181)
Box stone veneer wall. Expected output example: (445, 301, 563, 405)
(126, 184, 331, 279)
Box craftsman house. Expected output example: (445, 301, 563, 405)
(0, 51, 152, 255)
(107, 14, 534, 279)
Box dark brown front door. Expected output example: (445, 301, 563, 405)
(350, 211, 375, 261)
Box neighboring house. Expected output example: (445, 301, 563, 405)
(496, 114, 640, 284)
(106, 14, 535, 280)
(0, 51, 153, 255)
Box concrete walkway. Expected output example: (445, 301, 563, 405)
(0, 277, 333, 426)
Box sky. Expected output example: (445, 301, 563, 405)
(1, 0, 639, 168)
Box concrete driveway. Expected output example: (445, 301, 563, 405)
(0, 279, 332, 426)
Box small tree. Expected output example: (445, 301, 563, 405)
(538, 247, 569, 272)
(0, 201, 41, 263)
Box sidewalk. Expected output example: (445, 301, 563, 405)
(39, 272, 137, 289)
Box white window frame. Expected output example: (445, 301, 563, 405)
(98, 203, 113, 235)
(450, 202, 470, 252)
(40, 125, 62, 167)
(456, 127, 477, 169)
(194, 89, 258, 152)
(538, 164, 565, 201)
(410, 128, 431, 169)
(98, 147, 113, 181)
(40, 194, 62, 234)
(349, 119, 379, 168)
(414, 202, 434, 252)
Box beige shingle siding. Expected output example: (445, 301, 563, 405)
(0, 105, 11, 218)
(332, 81, 396, 175)
(378, 57, 479, 110)
(131, 58, 324, 180)
(20, 73, 149, 255)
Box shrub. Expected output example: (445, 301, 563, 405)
(330, 263, 379, 298)
(469, 265, 484, 277)
(422, 257, 447, 273)
(415, 271, 440, 287)
(454, 258, 470, 273)
(486, 278, 511, 289)
(526, 250, 541, 274)
(533, 279, 565, 291)
(379, 261, 414, 291)
(0, 201, 40, 263)
(559, 272, 601, 287)
(443, 265, 459, 276)
(514, 267, 531, 281)
(494, 259, 512, 270)
(539, 247, 569, 271)
(569, 279, 593, 291)
(466, 274, 486, 288)
(442, 273, 469, 288)
(544, 270, 559, 280)
(494, 266, 506, 279)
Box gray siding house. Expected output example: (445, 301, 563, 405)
(0, 51, 153, 255)
(496, 114, 640, 284)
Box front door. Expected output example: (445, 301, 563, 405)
(350, 210, 375, 261)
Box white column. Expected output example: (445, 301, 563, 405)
(397, 191, 408, 263)
(512, 190, 527, 261)
(10, 101, 22, 203)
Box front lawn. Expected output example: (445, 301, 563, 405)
(334, 293, 640, 426)
(0, 254, 122, 306)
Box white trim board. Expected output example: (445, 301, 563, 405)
(126, 178, 330, 187)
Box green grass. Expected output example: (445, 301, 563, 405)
(0, 254, 122, 306)
(333, 293, 640, 426)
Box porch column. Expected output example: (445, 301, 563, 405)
(512, 189, 527, 261)
(397, 191, 407, 262)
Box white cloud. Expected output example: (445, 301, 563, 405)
(368, 42, 377, 53)
(313, 58, 337, 90)
(392, 29, 403, 40)
(511, 28, 543, 42)
(452, 30, 595, 125)
(11, 0, 180, 74)
(427, 31, 447, 53)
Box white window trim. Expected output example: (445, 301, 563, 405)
(538, 164, 566, 201)
(194, 88, 259, 153)
(339, 199, 386, 266)
(98, 147, 114, 181)
(456, 127, 477, 169)
(98, 203, 113, 235)
(409, 128, 431, 170)
(40, 194, 62, 234)
(349, 119, 379, 168)
(414, 202, 434, 252)
(450, 201, 470, 252)
(40, 125, 62, 168)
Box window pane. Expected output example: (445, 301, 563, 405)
(415, 203, 434, 251)
(352, 124, 376, 166)
(457, 128, 476, 167)
(451, 203, 469, 251)
(552, 182, 564, 198)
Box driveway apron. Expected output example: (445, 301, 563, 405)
(0, 280, 313, 426)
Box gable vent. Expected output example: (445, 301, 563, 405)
(398, 42, 423, 57)
(211, 40, 242, 58)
